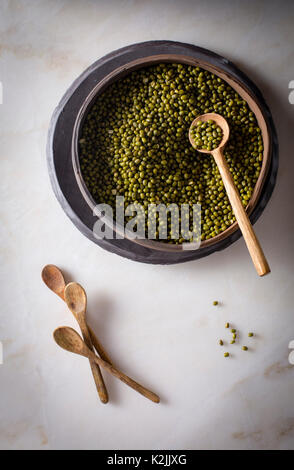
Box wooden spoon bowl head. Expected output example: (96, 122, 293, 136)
(189, 113, 230, 154)
(64, 282, 87, 316)
(53, 327, 88, 356)
(41, 264, 66, 299)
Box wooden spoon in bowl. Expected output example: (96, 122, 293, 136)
(54, 326, 160, 403)
(64, 282, 108, 404)
(41, 265, 112, 364)
(189, 113, 270, 277)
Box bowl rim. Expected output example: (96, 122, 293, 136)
(72, 53, 271, 252)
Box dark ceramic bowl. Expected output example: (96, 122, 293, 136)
(47, 41, 278, 264)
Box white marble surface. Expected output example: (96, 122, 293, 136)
(1, 0, 294, 450)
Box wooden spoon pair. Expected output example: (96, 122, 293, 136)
(42, 265, 159, 404)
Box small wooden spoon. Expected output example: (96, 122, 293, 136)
(42, 264, 65, 301)
(189, 113, 270, 277)
(64, 282, 108, 404)
(41, 265, 112, 364)
(54, 326, 160, 403)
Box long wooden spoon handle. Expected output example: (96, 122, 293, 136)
(213, 149, 270, 276)
(88, 326, 113, 365)
(89, 351, 160, 403)
(79, 320, 108, 404)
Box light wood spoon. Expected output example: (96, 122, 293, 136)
(189, 113, 270, 277)
(41, 265, 112, 364)
(54, 326, 160, 403)
(64, 282, 108, 403)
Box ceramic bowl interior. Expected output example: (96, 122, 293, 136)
(72, 54, 271, 253)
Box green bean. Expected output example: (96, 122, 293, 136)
(190, 120, 223, 151)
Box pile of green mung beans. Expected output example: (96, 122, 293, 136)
(190, 119, 223, 151)
(79, 63, 263, 243)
